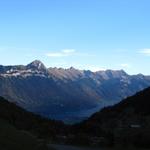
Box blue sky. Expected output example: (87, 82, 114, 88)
(0, 0, 150, 74)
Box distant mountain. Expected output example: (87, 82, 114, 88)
(72, 87, 150, 147)
(0, 60, 150, 122)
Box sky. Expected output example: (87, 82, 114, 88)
(0, 0, 150, 75)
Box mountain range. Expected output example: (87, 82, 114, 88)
(0, 60, 150, 122)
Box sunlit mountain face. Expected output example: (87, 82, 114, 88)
(0, 60, 150, 123)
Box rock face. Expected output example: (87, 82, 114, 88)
(0, 60, 150, 122)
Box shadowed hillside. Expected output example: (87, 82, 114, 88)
(1, 87, 150, 149)
(0, 96, 66, 140)
(0, 119, 56, 150)
(70, 87, 150, 148)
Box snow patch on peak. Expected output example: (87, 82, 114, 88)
(27, 60, 46, 70)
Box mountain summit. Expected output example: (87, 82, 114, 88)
(27, 60, 46, 71)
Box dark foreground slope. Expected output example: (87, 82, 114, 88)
(0, 119, 55, 150)
(0, 96, 66, 138)
(70, 87, 150, 148)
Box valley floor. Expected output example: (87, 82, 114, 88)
(49, 144, 150, 150)
(49, 144, 100, 150)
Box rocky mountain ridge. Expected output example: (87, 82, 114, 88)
(0, 60, 150, 122)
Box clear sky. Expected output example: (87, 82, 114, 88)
(0, 0, 150, 75)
